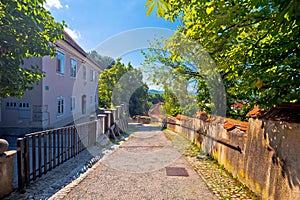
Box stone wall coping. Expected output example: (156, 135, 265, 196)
(0, 150, 17, 161)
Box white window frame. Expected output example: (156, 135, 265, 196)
(56, 51, 65, 75)
(57, 96, 65, 117)
(70, 58, 77, 78)
(71, 96, 76, 112)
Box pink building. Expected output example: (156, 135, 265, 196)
(0, 32, 102, 131)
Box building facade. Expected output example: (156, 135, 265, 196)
(0, 32, 102, 131)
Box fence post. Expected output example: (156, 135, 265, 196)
(43, 133, 47, 174)
(24, 136, 30, 185)
(110, 109, 116, 124)
(115, 106, 122, 133)
(38, 134, 42, 177)
(104, 110, 112, 134)
(17, 138, 25, 191)
(88, 116, 97, 147)
(122, 103, 129, 130)
(115, 106, 121, 121)
(97, 114, 106, 135)
(48, 131, 52, 170)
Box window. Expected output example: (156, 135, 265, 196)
(71, 96, 75, 112)
(90, 69, 94, 81)
(6, 102, 18, 109)
(70, 59, 77, 77)
(94, 72, 98, 82)
(56, 51, 65, 74)
(82, 65, 86, 80)
(6, 102, 30, 110)
(57, 97, 65, 116)
(19, 102, 30, 110)
(82, 95, 86, 115)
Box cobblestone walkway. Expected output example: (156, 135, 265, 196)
(164, 129, 260, 200)
(4, 124, 260, 200)
(4, 145, 116, 200)
(51, 124, 217, 200)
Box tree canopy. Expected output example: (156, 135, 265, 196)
(98, 59, 149, 116)
(144, 0, 300, 112)
(0, 0, 65, 98)
(89, 50, 115, 69)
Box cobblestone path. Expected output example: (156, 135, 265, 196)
(52, 124, 217, 200)
(5, 124, 259, 200)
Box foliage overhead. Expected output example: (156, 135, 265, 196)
(0, 0, 65, 98)
(144, 0, 300, 109)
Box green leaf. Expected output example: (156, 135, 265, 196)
(206, 6, 214, 15)
(157, 2, 164, 17)
(144, 0, 153, 8)
(146, 2, 155, 16)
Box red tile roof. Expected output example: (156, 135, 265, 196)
(247, 103, 300, 123)
(223, 118, 249, 132)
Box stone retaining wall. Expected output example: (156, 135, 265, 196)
(164, 115, 300, 200)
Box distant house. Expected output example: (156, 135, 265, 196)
(0, 32, 102, 132)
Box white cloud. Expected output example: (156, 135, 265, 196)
(45, 0, 63, 10)
(65, 27, 82, 40)
(65, 4, 69, 9)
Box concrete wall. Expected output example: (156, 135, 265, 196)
(165, 116, 300, 200)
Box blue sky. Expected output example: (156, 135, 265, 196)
(46, 0, 180, 64)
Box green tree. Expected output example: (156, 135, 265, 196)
(162, 86, 181, 116)
(88, 50, 115, 69)
(142, 37, 221, 116)
(0, 0, 65, 98)
(98, 59, 128, 108)
(145, 0, 300, 108)
(98, 59, 149, 116)
(148, 93, 164, 105)
(129, 84, 149, 116)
